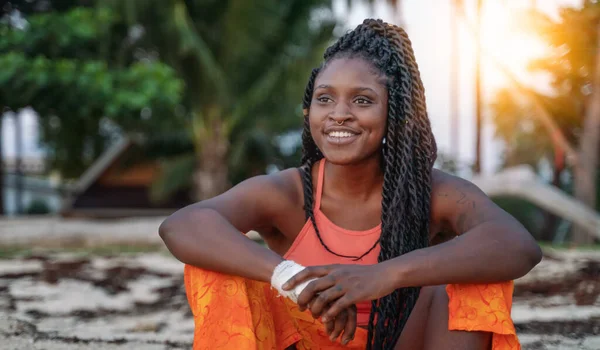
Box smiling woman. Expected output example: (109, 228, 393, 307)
(159, 18, 541, 350)
(309, 59, 388, 162)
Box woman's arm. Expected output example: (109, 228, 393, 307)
(159, 169, 301, 282)
(384, 169, 542, 288)
(282, 170, 542, 321)
(283, 170, 542, 322)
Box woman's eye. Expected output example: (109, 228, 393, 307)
(355, 98, 371, 105)
(317, 96, 332, 103)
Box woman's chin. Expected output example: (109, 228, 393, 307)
(321, 150, 378, 166)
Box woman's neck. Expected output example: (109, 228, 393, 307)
(324, 157, 383, 201)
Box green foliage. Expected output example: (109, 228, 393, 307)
(491, 2, 600, 171)
(0, 5, 184, 178)
(1, 0, 95, 17)
(489, 2, 600, 238)
(527, 2, 600, 97)
(119, 0, 336, 128)
(0, 53, 182, 125)
(25, 198, 51, 215)
(109, 0, 338, 199)
(490, 90, 557, 170)
(0, 7, 113, 58)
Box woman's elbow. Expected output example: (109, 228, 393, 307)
(526, 240, 543, 269)
(158, 208, 193, 243)
(158, 217, 174, 241)
(158, 206, 211, 243)
(158, 209, 200, 262)
(514, 233, 543, 277)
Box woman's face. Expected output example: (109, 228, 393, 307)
(309, 57, 388, 165)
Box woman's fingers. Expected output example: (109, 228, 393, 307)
(322, 295, 354, 322)
(324, 317, 335, 335)
(308, 285, 345, 317)
(329, 308, 348, 342)
(297, 275, 337, 311)
(282, 266, 331, 290)
(341, 306, 357, 345)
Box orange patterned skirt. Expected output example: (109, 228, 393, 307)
(184, 265, 520, 349)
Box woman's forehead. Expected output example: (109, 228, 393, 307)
(316, 57, 385, 88)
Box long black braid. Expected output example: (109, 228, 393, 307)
(299, 19, 437, 349)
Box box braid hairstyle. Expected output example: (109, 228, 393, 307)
(300, 19, 437, 349)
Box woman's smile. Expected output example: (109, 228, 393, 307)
(324, 126, 361, 146)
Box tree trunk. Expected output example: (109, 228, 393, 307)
(193, 117, 230, 201)
(540, 156, 564, 242)
(572, 23, 600, 245)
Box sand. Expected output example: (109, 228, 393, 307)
(0, 217, 598, 349)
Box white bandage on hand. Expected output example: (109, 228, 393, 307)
(270, 260, 315, 303)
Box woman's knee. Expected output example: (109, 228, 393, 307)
(423, 285, 448, 304)
(394, 285, 446, 349)
(425, 284, 491, 350)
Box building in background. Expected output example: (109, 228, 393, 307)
(61, 138, 192, 218)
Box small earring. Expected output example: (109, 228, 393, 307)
(382, 137, 387, 144)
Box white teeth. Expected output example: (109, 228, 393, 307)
(329, 131, 355, 138)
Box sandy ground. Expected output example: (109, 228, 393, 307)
(0, 253, 193, 350)
(0, 217, 599, 349)
(0, 251, 598, 350)
(0, 217, 261, 247)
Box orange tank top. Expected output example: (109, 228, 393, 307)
(284, 159, 381, 326)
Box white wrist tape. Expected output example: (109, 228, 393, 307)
(270, 260, 315, 303)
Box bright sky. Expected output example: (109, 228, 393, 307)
(2, 0, 583, 176)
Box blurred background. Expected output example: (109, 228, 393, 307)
(0, 0, 599, 349)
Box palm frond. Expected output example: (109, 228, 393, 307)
(171, 0, 229, 101)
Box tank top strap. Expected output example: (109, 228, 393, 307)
(314, 158, 326, 210)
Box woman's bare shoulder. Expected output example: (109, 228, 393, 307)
(264, 167, 304, 207)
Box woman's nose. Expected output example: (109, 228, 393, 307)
(328, 104, 352, 124)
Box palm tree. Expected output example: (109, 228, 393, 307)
(110, 0, 337, 200)
(488, 2, 600, 244)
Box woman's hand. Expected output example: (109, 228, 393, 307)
(322, 305, 357, 345)
(282, 264, 395, 323)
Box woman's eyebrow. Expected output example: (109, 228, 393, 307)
(315, 85, 378, 94)
(354, 87, 377, 94)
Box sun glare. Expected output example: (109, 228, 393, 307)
(478, 1, 550, 88)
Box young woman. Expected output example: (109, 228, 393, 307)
(159, 19, 541, 350)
